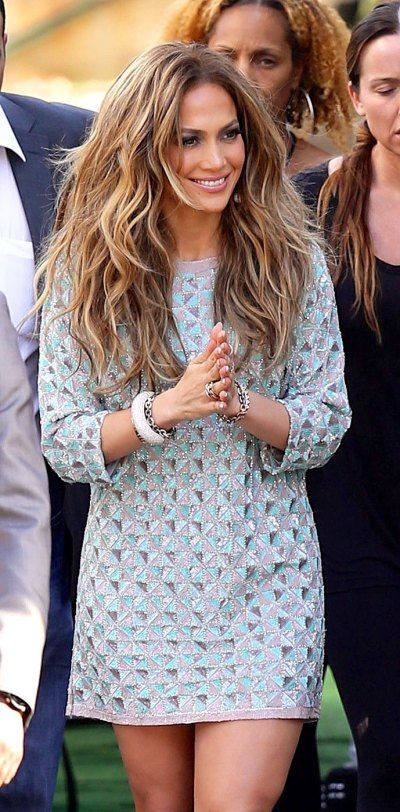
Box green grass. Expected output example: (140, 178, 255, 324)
(53, 669, 352, 811)
(318, 668, 352, 779)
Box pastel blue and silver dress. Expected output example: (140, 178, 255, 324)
(39, 251, 350, 725)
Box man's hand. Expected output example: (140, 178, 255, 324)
(0, 703, 24, 786)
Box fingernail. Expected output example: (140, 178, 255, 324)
(219, 402, 225, 410)
(215, 347, 222, 355)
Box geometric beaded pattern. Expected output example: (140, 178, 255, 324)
(39, 250, 351, 725)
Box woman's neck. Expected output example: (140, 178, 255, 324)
(164, 202, 221, 261)
(371, 143, 400, 193)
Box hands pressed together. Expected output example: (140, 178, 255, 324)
(152, 322, 241, 427)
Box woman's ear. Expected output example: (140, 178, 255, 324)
(348, 80, 364, 117)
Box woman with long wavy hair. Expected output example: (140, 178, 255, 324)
(163, 0, 354, 175)
(296, 4, 400, 809)
(37, 43, 349, 811)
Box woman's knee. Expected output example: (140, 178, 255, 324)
(134, 787, 193, 812)
(196, 784, 284, 812)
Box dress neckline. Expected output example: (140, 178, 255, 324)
(174, 256, 218, 276)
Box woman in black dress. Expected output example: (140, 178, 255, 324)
(296, 4, 400, 810)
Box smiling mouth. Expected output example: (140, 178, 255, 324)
(191, 176, 228, 188)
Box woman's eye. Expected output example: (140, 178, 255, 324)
(223, 128, 241, 141)
(259, 57, 275, 67)
(181, 136, 198, 147)
(376, 86, 395, 95)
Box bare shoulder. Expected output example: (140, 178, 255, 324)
(327, 155, 344, 175)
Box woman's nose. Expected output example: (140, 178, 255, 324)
(201, 143, 225, 170)
(235, 54, 252, 82)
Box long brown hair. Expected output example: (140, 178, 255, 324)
(318, 2, 400, 338)
(37, 42, 315, 393)
(163, 0, 353, 146)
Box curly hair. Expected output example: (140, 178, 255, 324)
(163, 0, 353, 146)
(36, 43, 315, 393)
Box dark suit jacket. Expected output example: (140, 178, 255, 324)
(0, 92, 92, 601)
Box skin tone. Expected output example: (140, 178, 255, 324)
(207, 4, 329, 175)
(104, 82, 297, 811)
(0, 15, 26, 788)
(348, 31, 400, 265)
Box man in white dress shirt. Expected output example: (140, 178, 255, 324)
(0, 4, 92, 808)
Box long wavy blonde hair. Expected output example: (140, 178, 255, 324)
(163, 0, 353, 147)
(37, 42, 315, 393)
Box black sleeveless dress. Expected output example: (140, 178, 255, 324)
(295, 162, 400, 812)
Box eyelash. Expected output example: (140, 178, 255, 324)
(219, 51, 276, 68)
(181, 129, 241, 148)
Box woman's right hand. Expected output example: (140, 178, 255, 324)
(152, 333, 232, 427)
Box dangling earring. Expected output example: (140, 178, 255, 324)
(233, 190, 241, 204)
(286, 86, 315, 133)
(299, 87, 315, 131)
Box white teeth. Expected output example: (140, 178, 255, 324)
(193, 177, 227, 187)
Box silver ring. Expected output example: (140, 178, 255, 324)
(205, 382, 219, 401)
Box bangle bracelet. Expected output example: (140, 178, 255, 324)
(131, 391, 176, 445)
(144, 394, 176, 440)
(218, 380, 250, 423)
(131, 391, 163, 445)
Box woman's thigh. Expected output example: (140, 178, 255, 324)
(113, 723, 195, 812)
(326, 586, 400, 812)
(194, 718, 303, 812)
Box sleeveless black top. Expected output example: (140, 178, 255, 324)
(295, 163, 400, 593)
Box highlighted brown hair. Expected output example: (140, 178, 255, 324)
(163, 0, 353, 147)
(36, 43, 315, 393)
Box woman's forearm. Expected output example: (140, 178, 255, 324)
(101, 389, 179, 464)
(101, 408, 142, 464)
(240, 392, 290, 451)
(101, 391, 290, 465)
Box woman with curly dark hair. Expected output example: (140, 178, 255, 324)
(163, 0, 354, 174)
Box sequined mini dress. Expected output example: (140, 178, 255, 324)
(39, 252, 350, 725)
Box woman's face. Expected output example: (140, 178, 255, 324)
(167, 82, 245, 215)
(349, 32, 400, 157)
(207, 4, 302, 119)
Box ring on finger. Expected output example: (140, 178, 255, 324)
(205, 382, 219, 401)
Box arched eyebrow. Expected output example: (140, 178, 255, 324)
(213, 45, 281, 59)
(180, 118, 240, 136)
(370, 76, 400, 85)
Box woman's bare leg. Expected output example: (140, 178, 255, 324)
(194, 718, 303, 812)
(113, 723, 195, 812)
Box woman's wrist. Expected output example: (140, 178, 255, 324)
(152, 388, 182, 429)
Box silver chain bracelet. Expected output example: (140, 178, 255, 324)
(218, 380, 250, 423)
(144, 393, 176, 439)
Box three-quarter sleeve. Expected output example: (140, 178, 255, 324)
(39, 276, 126, 488)
(260, 249, 351, 474)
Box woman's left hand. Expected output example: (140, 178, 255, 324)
(209, 324, 240, 417)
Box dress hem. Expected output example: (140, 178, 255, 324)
(67, 705, 320, 726)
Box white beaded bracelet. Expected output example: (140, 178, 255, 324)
(131, 391, 165, 445)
